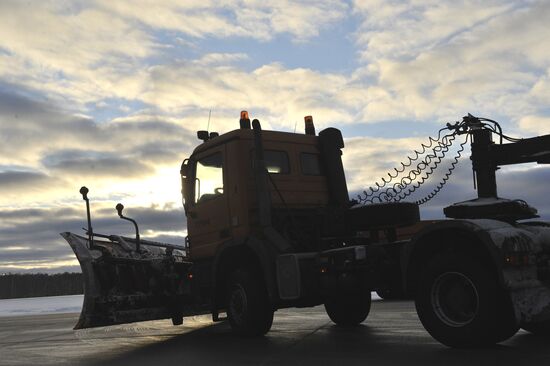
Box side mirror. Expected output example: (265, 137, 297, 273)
(180, 159, 193, 213)
(180, 159, 189, 177)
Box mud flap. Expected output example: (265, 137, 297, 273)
(61, 232, 192, 329)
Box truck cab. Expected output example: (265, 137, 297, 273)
(181, 127, 329, 260)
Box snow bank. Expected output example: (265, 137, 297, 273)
(0, 292, 382, 318)
(0, 294, 83, 317)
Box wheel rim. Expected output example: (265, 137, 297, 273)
(229, 284, 247, 324)
(431, 271, 479, 327)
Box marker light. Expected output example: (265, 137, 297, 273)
(304, 115, 315, 135)
(240, 110, 251, 129)
(504, 254, 530, 266)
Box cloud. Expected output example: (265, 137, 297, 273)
(0, 204, 186, 272)
(143, 61, 356, 130)
(0, 91, 197, 208)
(42, 151, 152, 178)
(351, 0, 550, 130)
(353, 0, 514, 61)
(2, 0, 548, 135)
(0, 91, 194, 171)
(0, 170, 68, 206)
(0, 207, 80, 223)
(98, 0, 348, 42)
(0, 90, 100, 166)
(2, 0, 550, 273)
(0, 171, 51, 188)
(0, 1, 154, 106)
(198, 53, 249, 65)
(0, 0, 349, 109)
(518, 115, 550, 135)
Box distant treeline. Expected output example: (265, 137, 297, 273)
(0, 273, 83, 299)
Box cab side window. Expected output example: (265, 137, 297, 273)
(251, 150, 290, 174)
(265, 150, 290, 174)
(300, 153, 322, 175)
(195, 152, 224, 204)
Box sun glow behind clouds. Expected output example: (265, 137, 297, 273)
(101, 165, 184, 209)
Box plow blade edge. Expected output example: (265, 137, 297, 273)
(61, 232, 192, 329)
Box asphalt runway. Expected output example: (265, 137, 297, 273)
(1, 300, 550, 366)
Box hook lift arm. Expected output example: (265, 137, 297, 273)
(444, 114, 550, 220)
(461, 114, 550, 199)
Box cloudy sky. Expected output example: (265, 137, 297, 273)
(1, 0, 550, 273)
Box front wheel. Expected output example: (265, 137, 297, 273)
(324, 292, 371, 326)
(226, 269, 274, 337)
(415, 252, 517, 347)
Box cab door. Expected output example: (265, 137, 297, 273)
(186, 146, 231, 259)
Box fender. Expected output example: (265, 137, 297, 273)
(403, 219, 550, 324)
(402, 219, 520, 294)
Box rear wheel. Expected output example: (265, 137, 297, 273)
(415, 252, 517, 347)
(226, 269, 274, 336)
(325, 292, 371, 326)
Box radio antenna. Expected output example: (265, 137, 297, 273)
(206, 109, 212, 132)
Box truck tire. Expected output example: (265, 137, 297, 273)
(226, 269, 274, 337)
(522, 320, 550, 336)
(324, 292, 371, 326)
(415, 252, 517, 347)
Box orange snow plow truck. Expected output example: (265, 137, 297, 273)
(63, 112, 550, 348)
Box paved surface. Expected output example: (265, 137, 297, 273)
(1, 300, 549, 365)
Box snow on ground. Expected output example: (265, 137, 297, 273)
(0, 292, 382, 318)
(0, 294, 83, 317)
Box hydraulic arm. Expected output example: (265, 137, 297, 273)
(469, 122, 550, 199)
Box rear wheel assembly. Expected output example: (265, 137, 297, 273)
(415, 252, 518, 347)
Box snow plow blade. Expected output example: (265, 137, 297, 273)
(61, 232, 192, 329)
